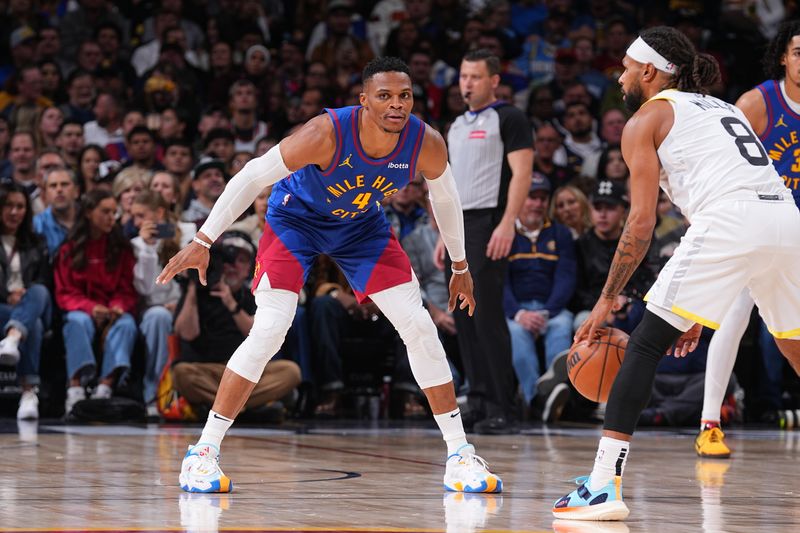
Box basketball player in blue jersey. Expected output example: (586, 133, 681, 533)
(695, 20, 800, 459)
(156, 57, 502, 494)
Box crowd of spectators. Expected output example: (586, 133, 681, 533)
(0, 0, 797, 426)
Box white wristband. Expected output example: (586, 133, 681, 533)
(193, 236, 211, 249)
(451, 264, 469, 275)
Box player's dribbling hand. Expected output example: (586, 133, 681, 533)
(448, 269, 476, 316)
(669, 322, 702, 357)
(156, 240, 210, 285)
(575, 296, 617, 345)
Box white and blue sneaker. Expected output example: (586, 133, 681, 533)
(179, 443, 233, 493)
(552, 475, 629, 520)
(443, 444, 502, 493)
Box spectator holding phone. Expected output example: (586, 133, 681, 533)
(130, 190, 196, 415)
(55, 190, 138, 416)
(112, 167, 149, 238)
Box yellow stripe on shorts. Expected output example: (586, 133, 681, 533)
(670, 304, 721, 330)
(766, 326, 800, 339)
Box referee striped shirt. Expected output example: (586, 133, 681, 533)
(447, 101, 532, 211)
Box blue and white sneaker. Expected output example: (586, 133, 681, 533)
(179, 443, 233, 493)
(552, 475, 629, 520)
(443, 444, 502, 493)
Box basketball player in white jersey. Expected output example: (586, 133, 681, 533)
(696, 20, 800, 459)
(552, 26, 800, 521)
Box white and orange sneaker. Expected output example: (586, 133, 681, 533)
(179, 443, 232, 493)
(443, 444, 502, 493)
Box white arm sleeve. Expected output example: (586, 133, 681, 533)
(198, 144, 291, 241)
(426, 163, 466, 263)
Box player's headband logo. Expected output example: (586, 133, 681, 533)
(626, 37, 677, 74)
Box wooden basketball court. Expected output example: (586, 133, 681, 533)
(1, 420, 798, 532)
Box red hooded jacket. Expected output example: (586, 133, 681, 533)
(55, 235, 138, 315)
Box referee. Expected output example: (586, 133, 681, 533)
(442, 49, 533, 434)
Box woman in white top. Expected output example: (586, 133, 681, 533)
(130, 190, 195, 412)
(0, 183, 52, 420)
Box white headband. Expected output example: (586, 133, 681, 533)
(626, 37, 677, 74)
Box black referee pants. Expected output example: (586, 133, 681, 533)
(446, 208, 515, 419)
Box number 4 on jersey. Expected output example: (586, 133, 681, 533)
(352, 192, 372, 210)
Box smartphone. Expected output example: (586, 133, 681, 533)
(155, 222, 176, 239)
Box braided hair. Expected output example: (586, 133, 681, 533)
(639, 26, 721, 94)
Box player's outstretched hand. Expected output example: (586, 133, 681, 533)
(157, 241, 210, 285)
(574, 295, 618, 345)
(448, 270, 476, 316)
(669, 322, 702, 357)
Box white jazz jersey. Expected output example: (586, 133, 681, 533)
(650, 89, 790, 221)
(644, 89, 800, 338)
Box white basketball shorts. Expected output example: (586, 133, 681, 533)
(645, 192, 800, 339)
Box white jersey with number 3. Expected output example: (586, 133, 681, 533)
(650, 89, 789, 221)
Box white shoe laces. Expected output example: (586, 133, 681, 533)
(188, 446, 221, 475)
(459, 451, 490, 472)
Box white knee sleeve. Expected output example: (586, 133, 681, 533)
(226, 276, 298, 383)
(370, 276, 452, 389)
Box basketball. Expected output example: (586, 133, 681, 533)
(567, 328, 629, 403)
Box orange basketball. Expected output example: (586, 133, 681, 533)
(567, 327, 629, 403)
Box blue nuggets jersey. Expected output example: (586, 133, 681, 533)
(756, 80, 800, 207)
(256, 107, 426, 301)
(270, 106, 426, 221)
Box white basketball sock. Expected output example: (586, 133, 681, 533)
(588, 436, 630, 491)
(197, 410, 234, 450)
(434, 408, 468, 456)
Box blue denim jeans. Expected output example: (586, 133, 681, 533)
(140, 305, 173, 403)
(0, 283, 52, 385)
(63, 310, 137, 382)
(507, 300, 574, 404)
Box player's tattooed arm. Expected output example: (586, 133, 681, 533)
(601, 101, 668, 300)
(601, 224, 652, 300)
